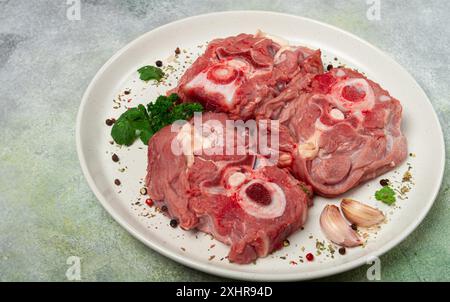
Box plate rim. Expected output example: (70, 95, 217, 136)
(75, 10, 446, 281)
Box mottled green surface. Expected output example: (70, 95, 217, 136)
(0, 0, 448, 281)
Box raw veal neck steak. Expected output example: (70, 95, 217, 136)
(278, 68, 408, 197)
(146, 112, 312, 263)
(170, 33, 323, 120)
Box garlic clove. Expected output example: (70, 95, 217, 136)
(320, 205, 363, 247)
(341, 199, 385, 227)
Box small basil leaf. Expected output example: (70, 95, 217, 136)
(137, 65, 164, 82)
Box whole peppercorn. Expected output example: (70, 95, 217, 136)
(170, 219, 179, 228)
(338, 247, 346, 255)
(111, 154, 119, 162)
(155, 60, 163, 67)
(145, 199, 154, 207)
(140, 187, 148, 195)
(105, 118, 116, 126)
(380, 179, 390, 187)
(114, 179, 121, 186)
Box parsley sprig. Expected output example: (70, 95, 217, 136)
(375, 186, 396, 205)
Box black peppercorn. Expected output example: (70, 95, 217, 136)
(351, 223, 358, 231)
(140, 187, 148, 195)
(338, 247, 346, 255)
(112, 154, 119, 162)
(161, 205, 168, 212)
(170, 219, 178, 228)
(175, 47, 181, 55)
(380, 179, 390, 187)
(155, 60, 163, 67)
(105, 118, 116, 126)
(327, 64, 333, 71)
(114, 179, 121, 186)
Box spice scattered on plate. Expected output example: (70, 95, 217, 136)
(350, 223, 358, 231)
(145, 198, 153, 207)
(402, 170, 412, 182)
(114, 179, 121, 186)
(155, 60, 163, 67)
(306, 253, 314, 261)
(175, 47, 181, 55)
(112, 154, 119, 162)
(105, 118, 116, 126)
(338, 247, 346, 255)
(283, 239, 290, 247)
(327, 64, 333, 71)
(140, 187, 148, 195)
(170, 219, 179, 228)
(400, 186, 410, 194)
(379, 178, 390, 186)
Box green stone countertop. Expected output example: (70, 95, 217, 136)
(0, 0, 448, 281)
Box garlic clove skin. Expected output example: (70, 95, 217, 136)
(320, 205, 363, 247)
(341, 199, 385, 227)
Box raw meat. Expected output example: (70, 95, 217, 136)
(170, 33, 323, 120)
(146, 112, 312, 263)
(277, 67, 408, 197)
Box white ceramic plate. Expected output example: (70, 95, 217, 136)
(76, 11, 445, 281)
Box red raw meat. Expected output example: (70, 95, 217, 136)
(145, 32, 409, 263)
(275, 68, 408, 197)
(146, 112, 312, 264)
(170, 33, 323, 120)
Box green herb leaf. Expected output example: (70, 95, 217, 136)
(147, 93, 203, 136)
(375, 186, 396, 205)
(111, 107, 148, 146)
(111, 118, 135, 146)
(137, 65, 165, 82)
(130, 105, 150, 130)
(171, 102, 204, 122)
(110, 93, 203, 146)
(139, 129, 153, 145)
